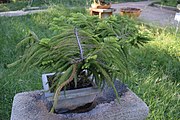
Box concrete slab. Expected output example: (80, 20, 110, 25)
(11, 87, 149, 120)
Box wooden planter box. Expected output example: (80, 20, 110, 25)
(120, 8, 142, 18)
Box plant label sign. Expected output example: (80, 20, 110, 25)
(174, 13, 180, 22)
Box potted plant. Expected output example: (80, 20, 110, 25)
(120, 8, 142, 18)
(8, 12, 150, 113)
(91, 0, 111, 9)
(42, 72, 100, 113)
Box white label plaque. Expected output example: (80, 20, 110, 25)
(174, 13, 180, 22)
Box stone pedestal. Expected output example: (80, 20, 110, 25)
(11, 87, 149, 120)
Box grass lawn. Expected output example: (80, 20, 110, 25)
(127, 28, 180, 119)
(0, 6, 87, 119)
(0, 6, 179, 120)
(0, 12, 53, 119)
(0, 0, 86, 12)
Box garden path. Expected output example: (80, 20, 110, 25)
(0, 9, 46, 17)
(112, 1, 179, 27)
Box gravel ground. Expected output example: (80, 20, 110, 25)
(112, 1, 180, 27)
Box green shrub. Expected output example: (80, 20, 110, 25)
(0, 5, 9, 12)
(160, 0, 178, 7)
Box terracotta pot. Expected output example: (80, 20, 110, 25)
(120, 8, 142, 18)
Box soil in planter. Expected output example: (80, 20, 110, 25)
(47, 72, 94, 93)
(120, 8, 142, 18)
(121, 8, 141, 13)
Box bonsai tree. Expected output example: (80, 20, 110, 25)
(8, 12, 150, 112)
(92, 0, 111, 8)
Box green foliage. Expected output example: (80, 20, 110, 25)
(0, 1, 27, 11)
(0, 5, 9, 12)
(127, 28, 180, 119)
(160, 0, 178, 7)
(50, 13, 151, 47)
(0, 5, 179, 120)
(8, 11, 150, 112)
